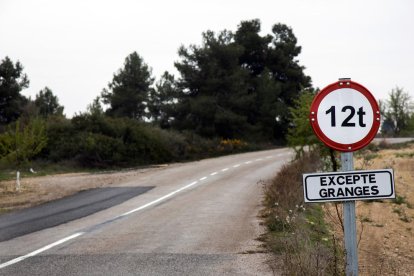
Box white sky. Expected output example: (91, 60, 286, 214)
(1, 0, 413, 117)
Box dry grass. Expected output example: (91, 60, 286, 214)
(352, 144, 414, 275)
(263, 151, 344, 275)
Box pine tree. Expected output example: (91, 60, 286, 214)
(102, 52, 154, 120)
(172, 20, 311, 142)
(0, 57, 29, 125)
(148, 72, 179, 128)
(174, 30, 252, 138)
(34, 87, 64, 117)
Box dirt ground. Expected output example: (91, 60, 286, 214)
(0, 165, 167, 213)
(325, 144, 414, 275)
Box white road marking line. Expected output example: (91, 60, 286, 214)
(255, 158, 263, 161)
(244, 161, 252, 164)
(233, 164, 240, 168)
(120, 181, 199, 217)
(0, 232, 84, 269)
(221, 168, 229, 172)
(265, 156, 273, 159)
(210, 172, 218, 176)
(199, 176, 207, 181)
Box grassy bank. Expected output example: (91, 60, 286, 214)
(262, 151, 344, 275)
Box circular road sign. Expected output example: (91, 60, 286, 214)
(309, 80, 380, 152)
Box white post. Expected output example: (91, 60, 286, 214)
(341, 152, 358, 275)
(16, 171, 21, 192)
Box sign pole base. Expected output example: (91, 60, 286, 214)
(341, 152, 358, 276)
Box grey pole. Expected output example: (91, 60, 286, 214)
(341, 152, 358, 275)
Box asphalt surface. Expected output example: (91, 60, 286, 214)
(372, 137, 414, 144)
(0, 148, 293, 275)
(0, 186, 154, 242)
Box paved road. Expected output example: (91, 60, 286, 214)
(372, 137, 414, 144)
(0, 148, 293, 275)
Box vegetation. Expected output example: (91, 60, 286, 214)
(34, 87, 64, 118)
(172, 20, 311, 142)
(0, 57, 29, 126)
(286, 89, 340, 171)
(42, 113, 258, 168)
(263, 151, 343, 274)
(380, 87, 414, 136)
(3, 18, 411, 176)
(287, 89, 320, 155)
(0, 118, 47, 190)
(101, 52, 154, 120)
(0, 118, 47, 168)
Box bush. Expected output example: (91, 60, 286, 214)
(43, 115, 173, 167)
(43, 116, 77, 161)
(39, 114, 253, 168)
(0, 118, 47, 169)
(120, 123, 173, 164)
(73, 132, 124, 167)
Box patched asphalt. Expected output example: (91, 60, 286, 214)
(0, 186, 154, 242)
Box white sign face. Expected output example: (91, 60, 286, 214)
(317, 88, 374, 144)
(303, 169, 395, 203)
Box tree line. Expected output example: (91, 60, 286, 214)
(100, 19, 311, 142)
(0, 19, 312, 169)
(1, 19, 412, 171)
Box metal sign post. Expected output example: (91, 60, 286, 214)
(341, 152, 358, 276)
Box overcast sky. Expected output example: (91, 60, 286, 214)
(1, 0, 413, 117)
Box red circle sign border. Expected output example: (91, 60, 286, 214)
(309, 80, 381, 152)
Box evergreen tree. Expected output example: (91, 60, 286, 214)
(266, 23, 312, 139)
(86, 96, 104, 116)
(234, 19, 272, 76)
(0, 57, 29, 125)
(255, 69, 284, 140)
(34, 87, 64, 117)
(173, 19, 311, 142)
(101, 52, 154, 120)
(174, 30, 252, 138)
(149, 72, 179, 128)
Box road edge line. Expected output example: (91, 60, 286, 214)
(0, 232, 84, 269)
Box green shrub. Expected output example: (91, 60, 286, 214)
(0, 118, 47, 169)
(16, 113, 265, 169)
(74, 132, 124, 167)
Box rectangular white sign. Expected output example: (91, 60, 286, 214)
(303, 169, 395, 203)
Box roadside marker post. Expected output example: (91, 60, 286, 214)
(305, 79, 393, 276)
